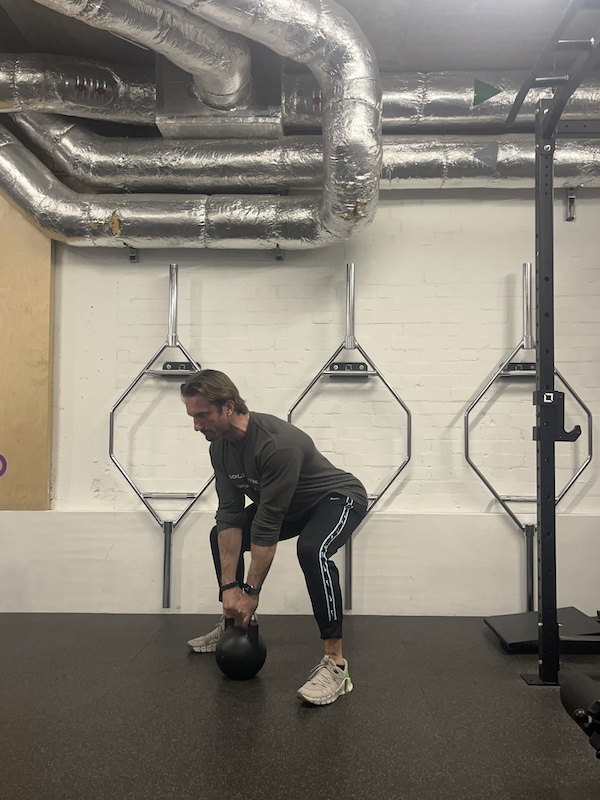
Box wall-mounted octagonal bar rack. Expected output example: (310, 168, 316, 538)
(288, 262, 412, 610)
(109, 263, 214, 608)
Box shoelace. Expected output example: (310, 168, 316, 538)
(306, 658, 342, 687)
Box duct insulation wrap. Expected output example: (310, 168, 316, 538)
(154, 57, 282, 139)
(0, 54, 155, 124)
(170, 0, 383, 241)
(283, 71, 600, 132)
(31, 0, 252, 109)
(380, 137, 600, 189)
(13, 113, 600, 191)
(4, 59, 600, 134)
(0, 123, 334, 248)
(12, 113, 321, 189)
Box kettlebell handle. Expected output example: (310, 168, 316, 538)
(223, 616, 260, 646)
(247, 616, 259, 647)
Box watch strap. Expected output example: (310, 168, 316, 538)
(242, 583, 261, 596)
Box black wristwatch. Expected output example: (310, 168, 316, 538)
(242, 583, 261, 596)
(220, 581, 240, 592)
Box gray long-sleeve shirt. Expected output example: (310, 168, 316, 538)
(210, 412, 367, 546)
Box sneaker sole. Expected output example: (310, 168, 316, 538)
(297, 677, 353, 705)
(187, 642, 218, 654)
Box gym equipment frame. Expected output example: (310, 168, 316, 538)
(109, 263, 214, 608)
(288, 262, 412, 610)
(561, 673, 600, 758)
(464, 262, 592, 617)
(496, 0, 600, 683)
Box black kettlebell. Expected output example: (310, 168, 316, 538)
(216, 617, 267, 680)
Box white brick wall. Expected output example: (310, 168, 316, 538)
(2, 187, 600, 614)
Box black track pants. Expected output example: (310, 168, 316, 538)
(209, 494, 367, 640)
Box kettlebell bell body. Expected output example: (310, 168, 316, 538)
(216, 617, 267, 680)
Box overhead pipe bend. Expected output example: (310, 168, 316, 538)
(0, 123, 331, 249)
(31, 0, 252, 110)
(11, 112, 324, 190)
(168, 0, 383, 241)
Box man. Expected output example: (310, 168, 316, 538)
(182, 369, 367, 705)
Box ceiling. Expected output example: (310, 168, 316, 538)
(0, 0, 592, 75)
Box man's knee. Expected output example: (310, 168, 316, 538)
(297, 536, 321, 567)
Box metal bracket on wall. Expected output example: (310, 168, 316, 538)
(109, 263, 214, 608)
(565, 187, 576, 221)
(288, 262, 411, 610)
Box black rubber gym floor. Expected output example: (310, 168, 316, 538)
(1, 613, 599, 800)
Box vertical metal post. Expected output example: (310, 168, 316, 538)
(168, 263, 178, 347)
(525, 523, 536, 613)
(345, 262, 356, 350)
(162, 521, 173, 609)
(345, 262, 355, 608)
(521, 263, 535, 615)
(523, 262, 534, 350)
(534, 99, 560, 684)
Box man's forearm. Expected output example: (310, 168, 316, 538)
(218, 527, 243, 584)
(246, 543, 277, 589)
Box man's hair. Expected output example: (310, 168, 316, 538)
(180, 369, 248, 414)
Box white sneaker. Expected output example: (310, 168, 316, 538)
(187, 617, 225, 653)
(297, 656, 353, 705)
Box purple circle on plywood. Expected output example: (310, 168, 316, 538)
(0, 455, 6, 477)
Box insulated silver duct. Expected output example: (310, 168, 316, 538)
(0, 123, 331, 248)
(31, 0, 252, 110)
(169, 0, 383, 241)
(284, 71, 600, 132)
(12, 112, 321, 190)
(13, 113, 600, 191)
(380, 72, 600, 131)
(380, 137, 600, 189)
(7, 53, 600, 134)
(0, 54, 155, 124)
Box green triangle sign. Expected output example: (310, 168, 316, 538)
(473, 79, 502, 107)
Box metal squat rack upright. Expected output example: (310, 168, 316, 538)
(464, 261, 592, 625)
(501, 0, 600, 684)
(109, 263, 214, 608)
(288, 262, 412, 610)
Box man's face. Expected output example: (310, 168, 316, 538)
(184, 394, 232, 442)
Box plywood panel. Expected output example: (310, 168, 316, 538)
(0, 197, 53, 509)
